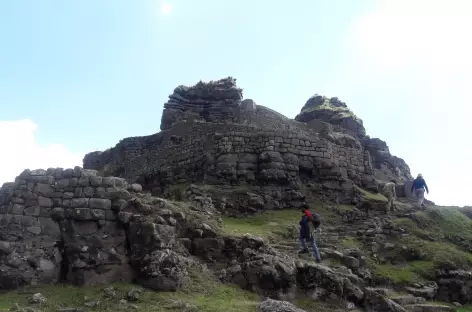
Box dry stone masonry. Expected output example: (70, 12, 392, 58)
(0, 167, 138, 289)
(83, 77, 412, 208)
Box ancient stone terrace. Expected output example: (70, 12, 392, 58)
(83, 77, 412, 201)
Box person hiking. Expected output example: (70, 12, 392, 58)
(301, 203, 313, 219)
(299, 207, 321, 263)
(382, 180, 397, 214)
(411, 173, 429, 208)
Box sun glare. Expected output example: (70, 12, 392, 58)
(161, 3, 172, 15)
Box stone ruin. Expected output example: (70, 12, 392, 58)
(0, 167, 136, 289)
(0, 167, 370, 307)
(0, 78, 458, 311)
(83, 77, 413, 210)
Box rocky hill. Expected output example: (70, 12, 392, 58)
(83, 77, 413, 213)
(0, 77, 468, 312)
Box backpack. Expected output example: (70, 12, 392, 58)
(311, 213, 321, 229)
(305, 210, 321, 229)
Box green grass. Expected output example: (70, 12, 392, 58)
(408, 239, 472, 270)
(393, 206, 472, 251)
(373, 238, 472, 284)
(222, 203, 342, 241)
(341, 237, 360, 249)
(371, 206, 472, 285)
(373, 263, 422, 284)
(0, 267, 259, 312)
(294, 297, 348, 312)
(355, 186, 387, 202)
(222, 209, 301, 239)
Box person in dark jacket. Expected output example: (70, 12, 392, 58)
(411, 173, 429, 208)
(299, 209, 321, 263)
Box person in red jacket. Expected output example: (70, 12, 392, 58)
(301, 203, 313, 220)
(299, 203, 321, 263)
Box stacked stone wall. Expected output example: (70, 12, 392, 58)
(84, 117, 368, 193)
(0, 167, 141, 288)
(83, 76, 411, 196)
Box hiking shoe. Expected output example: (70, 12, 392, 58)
(315, 259, 322, 263)
(299, 248, 309, 254)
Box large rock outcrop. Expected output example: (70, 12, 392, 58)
(160, 77, 244, 131)
(295, 95, 366, 138)
(83, 78, 413, 210)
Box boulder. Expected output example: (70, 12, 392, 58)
(256, 298, 307, 312)
(363, 288, 407, 312)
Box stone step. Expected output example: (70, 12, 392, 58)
(404, 304, 456, 312)
(390, 295, 426, 306)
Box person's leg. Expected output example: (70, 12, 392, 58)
(299, 237, 308, 253)
(418, 189, 425, 208)
(416, 189, 424, 208)
(385, 194, 393, 213)
(415, 189, 422, 207)
(309, 235, 321, 262)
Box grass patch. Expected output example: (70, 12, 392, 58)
(294, 297, 346, 312)
(406, 239, 472, 270)
(0, 267, 259, 312)
(393, 206, 472, 251)
(222, 203, 341, 241)
(341, 237, 360, 249)
(222, 209, 300, 240)
(373, 263, 421, 284)
(375, 237, 472, 283)
(355, 186, 387, 202)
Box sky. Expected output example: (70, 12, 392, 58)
(0, 0, 471, 206)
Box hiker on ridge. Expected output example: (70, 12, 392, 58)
(382, 180, 397, 214)
(299, 205, 321, 263)
(411, 173, 429, 208)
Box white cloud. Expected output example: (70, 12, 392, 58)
(161, 2, 173, 15)
(0, 119, 84, 186)
(343, 0, 472, 206)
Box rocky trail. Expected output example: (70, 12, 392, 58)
(266, 200, 468, 312)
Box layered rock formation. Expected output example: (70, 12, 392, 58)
(160, 77, 243, 130)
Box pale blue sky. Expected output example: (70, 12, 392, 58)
(1, 0, 471, 206)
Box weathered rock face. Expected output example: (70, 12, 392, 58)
(83, 78, 413, 209)
(295, 95, 366, 138)
(363, 288, 407, 312)
(363, 138, 412, 183)
(160, 77, 243, 131)
(435, 269, 472, 304)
